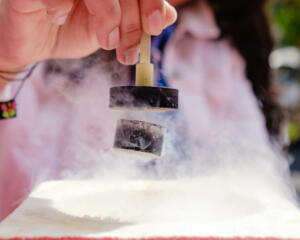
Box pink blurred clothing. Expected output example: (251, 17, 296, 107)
(0, 0, 269, 221)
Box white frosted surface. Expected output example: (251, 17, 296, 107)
(1, 166, 300, 239)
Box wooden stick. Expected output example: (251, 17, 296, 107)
(140, 33, 151, 64)
(135, 33, 154, 86)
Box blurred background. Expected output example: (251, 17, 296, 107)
(267, 0, 300, 194)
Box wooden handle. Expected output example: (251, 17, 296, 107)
(140, 33, 151, 64)
(135, 33, 153, 86)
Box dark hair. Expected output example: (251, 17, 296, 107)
(208, 0, 284, 140)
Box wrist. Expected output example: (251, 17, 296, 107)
(0, 63, 27, 75)
(0, 62, 28, 90)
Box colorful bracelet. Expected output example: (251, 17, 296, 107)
(0, 63, 39, 120)
(0, 99, 17, 119)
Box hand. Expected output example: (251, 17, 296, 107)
(0, 0, 177, 73)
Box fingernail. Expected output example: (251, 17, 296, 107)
(52, 14, 68, 25)
(124, 46, 140, 65)
(147, 10, 162, 35)
(108, 27, 120, 49)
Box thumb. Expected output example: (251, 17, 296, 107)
(163, 1, 177, 28)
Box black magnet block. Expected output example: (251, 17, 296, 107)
(114, 119, 165, 157)
(109, 86, 178, 111)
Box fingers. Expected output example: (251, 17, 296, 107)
(140, 0, 177, 36)
(116, 0, 177, 64)
(116, 0, 142, 65)
(7, 0, 177, 65)
(140, 0, 164, 35)
(9, 0, 74, 25)
(84, 0, 121, 50)
(84, 0, 176, 59)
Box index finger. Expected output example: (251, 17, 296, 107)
(84, 0, 121, 50)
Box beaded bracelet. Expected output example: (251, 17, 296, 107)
(0, 63, 38, 120)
